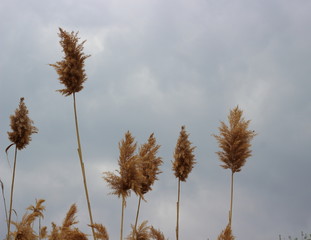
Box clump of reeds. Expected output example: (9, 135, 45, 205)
(216, 224, 235, 240)
(103, 131, 143, 240)
(49, 28, 96, 240)
(172, 126, 196, 240)
(213, 106, 256, 226)
(6, 97, 38, 239)
(133, 133, 162, 237)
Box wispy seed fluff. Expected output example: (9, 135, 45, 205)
(172, 126, 196, 182)
(7, 98, 38, 150)
(50, 28, 90, 96)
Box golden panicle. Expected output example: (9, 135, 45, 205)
(48, 223, 60, 240)
(40, 226, 48, 239)
(213, 106, 256, 173)
(61, 204, 78, 230)
(138, 133, 162, 195)
(27, 199, 45, 219)
(149, 226, 167, 240)
(11, 210, 41, 240)
(172, 126, 196, 182)
(217, 224, 235, 240)
(89, 223, 109, 240)
(126, 221, 150, 240)
(103, 131, 143, 199)
(49, 28, 90, 96)
(7, 97, 38, 150)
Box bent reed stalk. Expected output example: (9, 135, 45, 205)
(73, 92, 96, 240)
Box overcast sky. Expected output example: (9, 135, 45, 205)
(0, 0, 311, 239)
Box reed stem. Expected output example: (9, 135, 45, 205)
(73, 92, 96, 240)
(7, 145, 17, 240)
(120, 196, 125, 240)
(229, 171, 234, 226)
(176, 179, 181, 240)
(133, 195, 142, 238)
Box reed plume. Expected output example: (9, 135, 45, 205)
(126, 221, 150, 240)
(149, 226, 167, 240)
(172, 126, 196, 240)
(213, 106, 256, 226)
(49, 28, 95, 240)
(133, 133, 162, 237)
(89, 224, 109, 240)
(103, 131, 143, 240)
(27, 199, 45, 240)
(216, 224, 235, 240)
(7, 97, 38, 239)
(48, 204, 87, 240)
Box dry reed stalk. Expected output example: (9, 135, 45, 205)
(217, 224, 235, 240)
(133, 133, 162, 237)
(172, 126, 196, 240)
(49, 28, 96, 240)
(103, 131, 143, 240)
(6, 98, 38, 239)
(213, 106, 256, 226)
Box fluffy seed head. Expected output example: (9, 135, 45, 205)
(172, 126, 196, 182)
(217, 224, 235, 240)
(50, 28, 90, 96)
(213, 106, 256, 173)
(103, 131, 143, 199)
(138, 133, 162, 195)
(7, 98, 38, 150)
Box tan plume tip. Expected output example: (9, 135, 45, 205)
(103, 131, 143, 199)
(49, 28, 90, 96)
(126, 221, 150, 240)
(172, 125, 196, 182)
(213, 106, 257, 173)
(7, 97, 38, 150)
(89, 223, 109, 240)
(138, 133, 162, 195)
(217, 224, 235, 240)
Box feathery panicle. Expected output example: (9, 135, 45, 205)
(62, 204, 78, 229)
(8, 97, 38, 150)
(11, 210, 42, 240)
(126, 221, 150, 240)
(149, 226, 167, 240)
(48, 204, 87, 240)
(27, 199, 45, 219)
(48, 223, 60, 240)
(40, 226, 47, 239)
(213, 106, 256, 173)
(103, 131, 143, 199)
(172, 126, 196, 182)
(138, 133, 162, 195)
(49, 28, 90, 96)
(217, 224, 235, 240)
(89, 224, 109, 240)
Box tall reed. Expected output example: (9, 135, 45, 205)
(213, 106, 256, 227)
(217, 224, 235, 240)
(103, 131, 143, 240)
(49, 28, 96, 240)
(172, 126, 195, 240)
(6, 97, 38, 239)
(133, 133, 162, 237)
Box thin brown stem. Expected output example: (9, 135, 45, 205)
(229, 171, 234, 227)
(73, 93, 96, 240)
(176, 179, 181, 240)
(133, 195, 142, 238)
(7, 145, 17, 240)
(121, 196, 125, 240)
